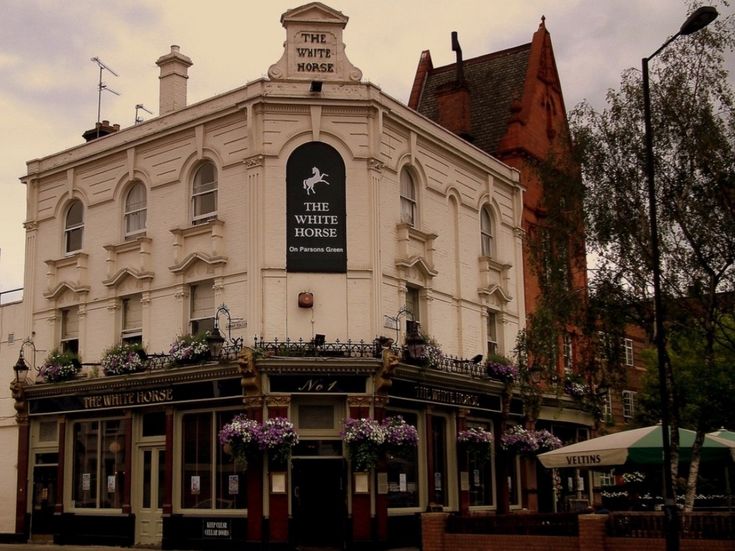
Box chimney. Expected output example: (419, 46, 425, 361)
(435, 32, 472, 141)
(82, 120, 121, 142)
(156, 45, 193, 115)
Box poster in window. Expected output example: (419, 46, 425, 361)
(286, 141, 347, 273)
(107, 475, 116, 493)
(82, 473, 91, 492)
(228, 475, 239, 495)
(191, 475, 201, 495)
(399, 473, 407, 492)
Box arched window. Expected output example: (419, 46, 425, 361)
(480, 206, 494, 257)
(65, 200, 84, 254)
(124, 182, 147, 238)
(400, 168, 416, 226)
(192, 162, 217, 224)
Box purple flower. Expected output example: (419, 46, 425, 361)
(382, 416, 419, 447)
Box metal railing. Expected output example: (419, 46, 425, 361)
(607, 512, 735, 540)
(447, 512, 580, 536)
(253, 337, 382, 359)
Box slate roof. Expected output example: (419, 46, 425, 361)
(414, 44, 531, 156)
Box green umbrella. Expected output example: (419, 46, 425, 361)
(538, 425, 735, 469)
(708, 428, 735, 441)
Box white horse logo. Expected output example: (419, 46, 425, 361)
(303, 167, 330, 196)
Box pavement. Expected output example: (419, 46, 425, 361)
(0, 545, 420, 551)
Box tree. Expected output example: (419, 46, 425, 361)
(571, 0, 735, 505)
(637, 315, 735, 509)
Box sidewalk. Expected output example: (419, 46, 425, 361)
(0, 545, 420, 551)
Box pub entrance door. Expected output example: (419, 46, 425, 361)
(31, 462, 57, 536)
(135, 445, 165, 546)
(291, 458, 346, 547)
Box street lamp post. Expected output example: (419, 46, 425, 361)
(641, 7, 718, 551)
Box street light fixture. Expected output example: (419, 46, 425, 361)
(641, 6, 717, 551)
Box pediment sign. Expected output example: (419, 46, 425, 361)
(268, 2, 362, 83)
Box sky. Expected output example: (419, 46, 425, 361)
(1, 0, 733, 299)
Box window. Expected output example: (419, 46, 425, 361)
(430, 415, 448, 506)
(623, 338, 634, 366)
(190, 281, 214, 334)
(480, 206, 494, 257)
(466, 421, 494, 507)
(65, 200, 84, 254)
(563, 334, 574, 374)
(72, 419, 127, 509)
(124, 182, 147, 238)
(181, 410, 246, 510)
(400, 168, 416, 226)
(487, 311, 498, 355)
(622, 390, 637, 421)
(121, 295, 142, 345)
(601, 389, 612, 423)
(60, 307, 79, 355)
(385, 411, 419, 508)
(192, 162, 218, 224)
(405, 286, 420, 325)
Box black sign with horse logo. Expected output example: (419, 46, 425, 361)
(286, 141, 347, 272)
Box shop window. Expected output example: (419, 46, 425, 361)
(298, 405, 335, 430)
(190, 281, 214, 335)
(124, 182, 147, 238)
(466, 421, 494, 507)
(60, 307, 79, 355)
(386, 411, 419, 508)
(71, 419, 127, 509)
(142, 411, 166, 437)
(430, 415, 447, 506)
(39, 420, 58, 443)
(180, 410, 246, 510)
(480, 206, 495, 258)
(400, 168, 417, 226)
(64, 200, 84, 254)
(121, 295, 143, 345)
(192, 162, 217, 225)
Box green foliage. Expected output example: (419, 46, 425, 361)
(637, 316, 735, 431)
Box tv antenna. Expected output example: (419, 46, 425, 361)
(135, 104, 153, 124)
(90, 56, 120, 127)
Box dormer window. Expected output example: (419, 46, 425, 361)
(65, 200, 84, 254)
(192, 162, 217, 225)
(124, 182, 147, 239)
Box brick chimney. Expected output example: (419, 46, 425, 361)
(156, 45, 193, 115)
(436, 32, 472, 141)
(82, 120, 120, 142)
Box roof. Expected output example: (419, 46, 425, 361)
(413, 43, 531, 156)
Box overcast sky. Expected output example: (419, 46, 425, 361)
(1, 0, 733, 297)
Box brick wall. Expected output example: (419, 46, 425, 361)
(421, 513, 735, 551)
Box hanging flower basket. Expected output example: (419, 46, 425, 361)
(534, 429, 563, 453)
(101, 343, 146, 376)
(169, 332, 211, 365)
(501, 426, 563, 455)
(501, 425, 539, 455)
(458, 427, 494, 465)
(485, 354, 518, 384)
(219, 414, 261, 469)
(259, 417, 299, 468)
(39, 350, 81, 383)
(382, 416, 419, 459)
(342, 418, 386, 471)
